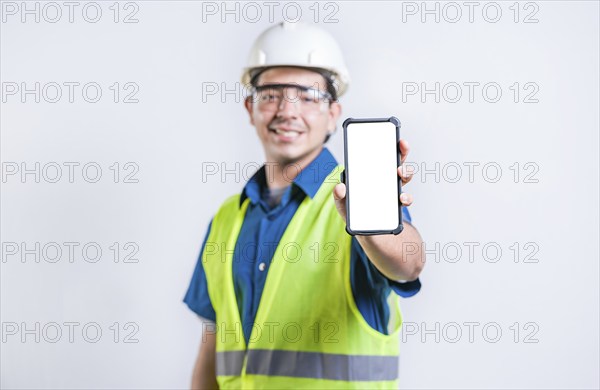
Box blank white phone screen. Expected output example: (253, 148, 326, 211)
(346, 121, 399, 232)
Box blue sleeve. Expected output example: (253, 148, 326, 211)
(352, 206, 420, 299)
(350, 235, 421, 335)
(183, 219, 217, 321)
(353, 238, 421, 299)
(402, 206, 412, 225)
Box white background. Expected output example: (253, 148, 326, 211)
(1, 1, 598, 388)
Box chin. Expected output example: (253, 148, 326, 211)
(272, 149, 302, 163)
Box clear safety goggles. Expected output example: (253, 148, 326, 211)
(250, 83, 333, 113)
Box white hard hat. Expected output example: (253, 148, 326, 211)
(241, 21, 350, 97)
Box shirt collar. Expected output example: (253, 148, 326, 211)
(240, 147, 339, 207)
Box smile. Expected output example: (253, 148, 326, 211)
(269, 127, 303, 139)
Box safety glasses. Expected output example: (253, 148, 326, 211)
(250, 83, 333, 113)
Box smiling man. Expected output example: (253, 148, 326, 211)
(184, 21, 425, 389)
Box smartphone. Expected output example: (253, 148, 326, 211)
(341, 117, 403, 235)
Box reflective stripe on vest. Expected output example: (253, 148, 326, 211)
(216, 351, 245, 376)
(217, 350, 399, 381)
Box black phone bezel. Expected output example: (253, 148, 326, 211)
(341, 116, 403, 236)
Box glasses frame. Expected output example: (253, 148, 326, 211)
(250, 83, 334, 112)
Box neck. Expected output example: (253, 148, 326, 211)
(265, 147, 323, 189)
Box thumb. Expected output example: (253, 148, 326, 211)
(333, 183, 346, 201)
(332, 183, 347, 220)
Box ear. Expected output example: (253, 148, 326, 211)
(327, 101, 342, 132)
(244, 96, 255, 125)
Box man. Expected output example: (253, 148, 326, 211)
(184, 21, 425, 389)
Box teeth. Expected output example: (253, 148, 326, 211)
(274, 129, 300, 137)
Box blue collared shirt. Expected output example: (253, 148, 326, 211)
(184, 147, 421, 343)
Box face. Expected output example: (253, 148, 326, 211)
(244, 67, 342, 166)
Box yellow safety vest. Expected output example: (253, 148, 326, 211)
(202, 164, 403, 389)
